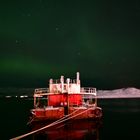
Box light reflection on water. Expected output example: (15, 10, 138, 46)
(30, 120, 101, 140)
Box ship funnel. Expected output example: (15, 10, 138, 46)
(76, 72, 80, 84)
(67, 78, 70, 93)
(49, 79, 53, 84)
(60, 76, 64, 93)
(60, 76, 64, 83)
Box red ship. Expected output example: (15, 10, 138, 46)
(30, 72, 102, 122)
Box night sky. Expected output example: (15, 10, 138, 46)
(0, 0, 140, 89)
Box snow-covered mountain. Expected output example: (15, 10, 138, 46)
(97, 87, 140, 98)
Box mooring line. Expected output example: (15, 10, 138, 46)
(10, 107, 93, 140)
(27, 117, 34, 125)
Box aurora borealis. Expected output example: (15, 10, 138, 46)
(0, 0, 140, 89)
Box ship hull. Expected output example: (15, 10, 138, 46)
(30, 106, 102, 122)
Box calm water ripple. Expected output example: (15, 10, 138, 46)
(0, 98, 140, 140)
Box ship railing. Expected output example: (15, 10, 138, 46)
(51, 79, 61, 84)
(34, 88, 49, 94)
(80, 87, 96, 95)
(50, 79, 77, 84)
(80, 87, 97, 101)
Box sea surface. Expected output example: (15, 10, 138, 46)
(0, 97, 140, 140)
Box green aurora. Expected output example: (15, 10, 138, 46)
(0, 0, 140, 89)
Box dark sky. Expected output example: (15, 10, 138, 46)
(0, 0, 140, 89)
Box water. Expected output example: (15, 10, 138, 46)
(0, 97, 140, 140)
(101, 98, 140, 140)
